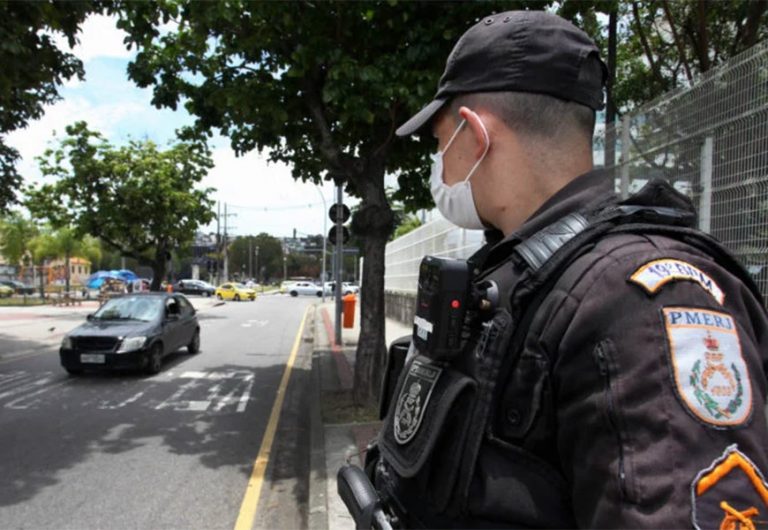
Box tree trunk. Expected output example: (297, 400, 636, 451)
(149, 247, 167, 291)
(351, 162, 394, 406)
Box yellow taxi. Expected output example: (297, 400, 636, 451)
(215, 282, 257, 301)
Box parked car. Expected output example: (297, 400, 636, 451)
(0, 280, 35, 295)
(174, 279, 216, 297)
(59, 293, 200, 375)
(215, 282, 257, 301)
(287, 281, 323, 297)
(0, 284, 14, 298)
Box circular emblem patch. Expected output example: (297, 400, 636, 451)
(393, 359, 442, 445)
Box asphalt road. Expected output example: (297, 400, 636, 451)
(0, 294, 315, 530)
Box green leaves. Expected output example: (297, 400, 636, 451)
(26, 122, 216, 271)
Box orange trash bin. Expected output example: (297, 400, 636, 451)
(342, 293, 356, 328)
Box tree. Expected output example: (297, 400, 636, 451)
(393, 215, 423, 240)
(28, 226, 100, 294)
(0, 212, 38, 270)
(0, 1, 102, 213)
(115, 0, 539, 404)
(26, 121, 215, 290)
(229, 233, 284, 283)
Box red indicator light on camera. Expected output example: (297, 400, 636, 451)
(451, 300, 460, 309)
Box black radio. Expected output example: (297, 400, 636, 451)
(412, 256, 497, 360)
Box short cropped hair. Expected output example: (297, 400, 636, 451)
(450, 91, 596, 146)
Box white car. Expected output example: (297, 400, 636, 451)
(286, 281, 323, 297)
(324, 282, 359, 295)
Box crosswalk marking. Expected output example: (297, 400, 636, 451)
(0, 369, 259, 413)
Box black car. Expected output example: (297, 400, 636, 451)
(173, 279, 216, 297)
(60, 293, 200, 375)
(0, 280, 35, 295)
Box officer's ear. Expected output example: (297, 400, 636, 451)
(458, 106, 491, 159)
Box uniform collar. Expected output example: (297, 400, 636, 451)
(478, 168, 614, 271)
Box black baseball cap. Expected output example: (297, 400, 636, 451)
(396, 10, 608, 137)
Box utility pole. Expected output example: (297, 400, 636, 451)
(223, 203, 229, 282)
(255, 245, 260, 284)
(216, 202, 221, 285)
(248, 238, 253, 279)
(316, 185, 327, 302)
(221, 203, 237, 283)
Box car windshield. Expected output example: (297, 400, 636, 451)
(93, 296, 163, 322)
(234, 283, 247, 288)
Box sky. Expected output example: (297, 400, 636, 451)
(5, 14, 362, 239)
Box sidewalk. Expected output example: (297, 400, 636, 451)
(309, 300, 411, 530)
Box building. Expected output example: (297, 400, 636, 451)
(49, 257, 92, 286)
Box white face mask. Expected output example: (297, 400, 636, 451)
(429, 115, 490, 230)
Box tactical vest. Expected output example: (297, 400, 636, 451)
(371, 181, 763, 529)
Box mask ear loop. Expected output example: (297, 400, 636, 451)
(464, 114, 490, 182)
(441, 119, 467, 155)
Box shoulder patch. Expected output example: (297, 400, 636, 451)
(691, 445, 768, 530)
(629, 259, 725, 304)
(393, 358, 442, 445)
(662, 307, 752, 427)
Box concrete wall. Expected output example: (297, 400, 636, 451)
(384, 290, 416, 327)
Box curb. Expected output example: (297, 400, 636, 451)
(308, 348, 329, 530)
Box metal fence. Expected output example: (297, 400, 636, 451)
(597, 39, 768, 300)
(386, 40, 768, 301)
(384, 211, 484, 294)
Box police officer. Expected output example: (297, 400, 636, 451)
(373, 10, 768, 529)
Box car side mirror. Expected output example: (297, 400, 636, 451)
(86, 314, 95, 321)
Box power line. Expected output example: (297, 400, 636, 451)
(227, 201, 325, 212)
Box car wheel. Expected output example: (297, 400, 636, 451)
(187, 329, 200, 354)
(216, 293, 223, 300)
(145, 343, 163, 375)
(234, 294, 241, 301)
(205, 291, 211, 297)
(290, 291, 298, 297)
(316, 291, 322, 297)
(65, 367, 83, 376)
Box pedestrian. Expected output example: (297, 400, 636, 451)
(371, 10, 768, 529)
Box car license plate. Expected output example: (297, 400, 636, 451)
(80, 354, 105, 364)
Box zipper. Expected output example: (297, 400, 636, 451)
(593, 341, 629, 499)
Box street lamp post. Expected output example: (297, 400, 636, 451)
(315, 185, 327, 303)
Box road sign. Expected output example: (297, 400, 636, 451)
(328, 225, 350, 245)
(329, 203, 351, 223)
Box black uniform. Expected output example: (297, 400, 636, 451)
(373, 170, 768, 529)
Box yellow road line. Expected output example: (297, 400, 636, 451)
(234, 304, 312, 530)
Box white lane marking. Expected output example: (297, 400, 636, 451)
(99, 390, 147, 410)
(179, 371, 208, 379)
(0, 371, 30, 383)
(242, 324, 252, 328)
(237, 373, 255, 412)
(212, 385, 240, 412)
(155, 378, 200, 410)
(247, 320, 269, 327)
(5, 379, 70, 409)
(0, 371, 36, 388)
(0, 375, 53, 401)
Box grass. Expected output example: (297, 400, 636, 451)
(0, 297, 48, 307)
(321, 389, 380, 424)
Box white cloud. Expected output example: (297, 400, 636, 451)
(5, 96, 148, 183)
(201, 147, 356, 238)
(53, 14, 133, 63)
